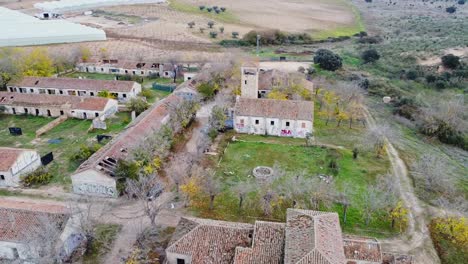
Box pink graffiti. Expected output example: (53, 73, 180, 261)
(281, 129, 292, 136)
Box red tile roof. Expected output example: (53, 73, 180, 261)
(235, 98, 314, 121)
(12, 77, 136, 93)
(0, 147, 36, 171)
(167, 217, 254, 264)
(234, 221, 285, 264)
(285, 209, 347, 264)
(0, 92, 111, 111)
(0, 199, 68, 243)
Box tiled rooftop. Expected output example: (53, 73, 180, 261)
(0, 91, 112, 111)
(0, 199, 68, 243)
(0, 147, 29, 171)
(234, 98, 314, 121)
(12, 77, 136, 93)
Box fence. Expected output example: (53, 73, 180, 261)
(152, 83, 176, 92)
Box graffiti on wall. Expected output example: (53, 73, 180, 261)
(74, 183, 116, 197)
(281, 129, 292, 136)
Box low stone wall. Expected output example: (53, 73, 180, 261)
(36, 115, 68, 137)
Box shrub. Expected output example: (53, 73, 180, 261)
(207, 21, 215, 28)
(187, 21, 195, 28)
(429, 218, 468, 264)
(425, 74, 437, 83)
(242, 30, 312, 45)
(435, 80, 447, 89)
(197, 82, 218, 98)
(199, 27, 205, 33)
(209, 31, 218, 38)
(206, 7, 212, 12)
(219, 39, 250, 47)
(441, 54, 461, 69)
(220, 7, 226, 12)
(458, 0, 466, 4)
(126, 97, 149, 115)
(21, 167, 53, 187)
(361, 49, 380, 63)
(232, 32, 239, 39)
(219, 27, 224, 33)
(406, 70, 418, 80)
(446, 6, 457, 13)
(199, 5, 205, 10)
(139, 89, 154, 100)
(357, 36, 382, 44)
(70, 144, 102, 163)
(313, 49, 343, 71)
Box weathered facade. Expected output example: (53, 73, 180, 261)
(0, 92, 118, 120)
(0, 199, 84, 263)
(76, 59, 181, 79)
(234, 97, 313, 138)
(0, 148, 42, 187)
(7, 77, 141, 102)
(70, 94, 182, 197)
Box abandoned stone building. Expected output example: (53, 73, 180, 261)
(7, 77, 141, 102)
(0, 92, 118, 120)
(71, 93, 182, 197)
(235, 63, 314, 138)
(76, 59, 181, 79)
(0, 148, 42, 187)
(166, 209, 413, 264)
(234, 97, 313, 138)
(0, 199, 83, 263)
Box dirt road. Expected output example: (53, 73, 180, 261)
(365, 110, 440, 264)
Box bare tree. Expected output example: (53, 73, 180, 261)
(126, 173, 166, 226)
(364, 124, 397, 158)
(202, 171, 222, 211)
(334, 185, 353, 223)
(166, 153, 194, 193)
(361, 184, 385, 225)
(231, 181, 254, 211)
(412, 154, 453, 200)
(308, 176, 335, 210)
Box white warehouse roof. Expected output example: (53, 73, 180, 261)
(0, 7, 106, 47)
(35, 0, 166, 12)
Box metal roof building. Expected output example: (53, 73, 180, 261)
(0, 7, 106, 47)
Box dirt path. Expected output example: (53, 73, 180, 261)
(364, 110, 440, 264)
(185, 101, 215, 153)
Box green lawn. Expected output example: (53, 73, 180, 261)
(0, 113, 131, 186)
(62, 72, 117, 80)
(190, 132, 396, 238)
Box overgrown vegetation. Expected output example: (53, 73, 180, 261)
(21, 167, 53, 187)
(429, 217, 468, 264)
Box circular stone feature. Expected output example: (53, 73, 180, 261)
(253, 166, 274, 180)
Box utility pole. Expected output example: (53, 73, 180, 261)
(256, 34, 261, 56)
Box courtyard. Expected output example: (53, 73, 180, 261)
(0, 113, 130, 186)
(187, 133, 397, 238)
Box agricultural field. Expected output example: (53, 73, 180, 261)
(0, 113, 130, 186)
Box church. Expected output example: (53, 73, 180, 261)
(234, 63, 314, 138)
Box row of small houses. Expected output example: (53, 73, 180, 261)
(75, 59, 200, 79)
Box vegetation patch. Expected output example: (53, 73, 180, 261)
(0, 113, 131, 185)
(429, 217, 468, 264)
(83, 224, 122, 264)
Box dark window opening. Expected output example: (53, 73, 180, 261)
(255, 119, 259, 125)
(60, 111, 64, 115)
(90, 92, 94, 96)
(35, 109, 39, 116)
(0, 175, 4, 180)
(12, 108, 16, 114)
(123, 94, 127, 98)
(24, 108, 28, 114)
(244, 80, 247, 85)
(177, 259, 185, 264)
(59, 90, 63, 94)
(47, 110, 51, 117)
(30, 89, 34, 93)
(270, 121, 274, 126)
(286, 121, 290, 127)
(95, 112, 99, 117)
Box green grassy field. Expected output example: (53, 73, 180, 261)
(0, 113, 130, 186)
(189, 132, 396, 238)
